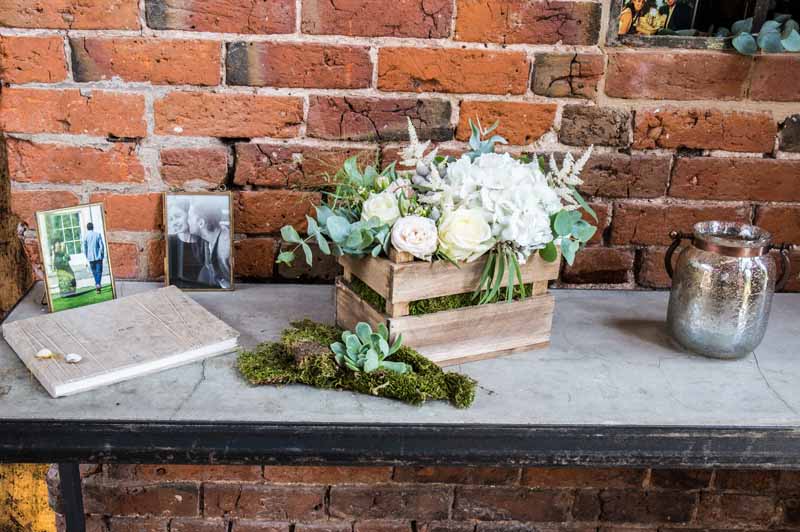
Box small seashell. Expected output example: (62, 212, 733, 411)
(35, 348, 55, 360)
(65, 353, 83, 364)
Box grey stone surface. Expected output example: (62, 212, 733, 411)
(1, 282, 799, 426)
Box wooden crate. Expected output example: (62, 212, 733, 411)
(335, 249, 559, 366)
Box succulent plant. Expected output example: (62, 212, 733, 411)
(330, 322, 410, 374)
(720, 15, 800, 55)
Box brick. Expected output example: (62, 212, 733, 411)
(560, 105, 630, 147)
(146, 239, 165, 279)
(455, 0, 601, 45)
(90, 193, 163, 232)
(302, 0, 452, 37)
(0, 35, 67, 83)
(670, 158, 800, 202)
(107, 517, 168, 532)
(8, 140, 144, 184)
(561, 247, 634, 285)
(456, 101, 556, 146)
(572, 489, 601, 521)
(109, 242, 140, 279)
(170, 519, 228, 532)
(234, 190, 320, 234)
(0, 0, 139, 29)
(599, 490, 695, 523)
(779, 114, 800, 153)
(307, 96, 452, 142)
(161, 147, 228, 189)
(330, 485, 451, 519)
(779, 470, 800, 491)
(751, 55, 800, 102)
(277, 242, 342, 282)
(233, 521, 291, 532)
(419, 523, 474, 532)
(755, 206, 800, 245)
(378, 48, 528, 95)
(606, 51, 751, 100)
(522, 468, 645, 489)
(1, 88, 146, 137)
(263, 466, 392, 484)
(633, 108, 776, 153)
(154, 93, 303, 138)
(579, 153, 670, 199)
(71, 38, 220, 85)
(637, 247, 676, 289)
(234, 238, 278, 279)
(145, 0, 295, 33)
(649, 470, 712, 490)
(453, 486, 570, 521)
(11, 190, 81, 228)
(786, 497, 800, 524)
(83, 481, 199, 516)
(714, 470, 780, 492)
(354, 521, 412, 532)
(586, 202, 610, 245)
(774, 249, 800, 292)
(696, 492, 777, 526)
(532, 53, 604, 100)
(227, 42, 371, 89)
(394, 466, 519, 485)
(294, 524, 351, 532)
(234, 144, 376, 189)
(204, 484, 325, 519)
(106, 465, 263, 482)
(611, 203, 749, 246)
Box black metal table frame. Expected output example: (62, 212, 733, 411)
(4, 420, 800, 532)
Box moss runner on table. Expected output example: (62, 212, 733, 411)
(238, 319, 477, 408)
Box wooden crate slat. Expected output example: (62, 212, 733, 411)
(335, 278, 388, 333)
(337, 255, 392, 298)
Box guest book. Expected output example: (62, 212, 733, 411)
(2, 286, 239, 398)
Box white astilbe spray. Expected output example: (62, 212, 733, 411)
(399, 118, 438, 169)
(545, 146, 593, 210)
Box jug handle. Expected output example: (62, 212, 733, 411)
(665, 231, 692, 280)
(773, 244, 792, 292)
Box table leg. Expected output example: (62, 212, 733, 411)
(58, 463, 86, 532)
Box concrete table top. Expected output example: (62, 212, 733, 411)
(2, 282, 799, 467)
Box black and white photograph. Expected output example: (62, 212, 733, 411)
(164, 192, 234, 291)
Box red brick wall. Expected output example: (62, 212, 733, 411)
(2, 0, 799, 289)
(48, 465, 800, 531)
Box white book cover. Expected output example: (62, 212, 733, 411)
(2, 286, 240, 398)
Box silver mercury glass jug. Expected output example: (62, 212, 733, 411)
(665, 221, 791, 359)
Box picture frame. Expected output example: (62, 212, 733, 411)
(163, 191, 235, 291)
(35, 203, 117, 313)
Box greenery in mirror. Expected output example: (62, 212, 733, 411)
(237, 320, 476, 408)
(715, 14, 800, 54)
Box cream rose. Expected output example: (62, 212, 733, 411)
(391, 216, 438, 261)
(438, 207, 495, 262)
(361, 191, 400, 226)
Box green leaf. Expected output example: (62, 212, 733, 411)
(363, 349, 379, 373)
(355, 322, 372, 344)
(782, 28, 800, 52)
(300, 242, 313, 265)
(343, 156, 360, 180)
(505, 249, 515, 303)
(733, 32, 758, 55)
(377, 322, 389, 340)
(785, 20, 800, 33)
(539, 241, 558, 262)
(315, 232, 331, 255)
(761, 19, 782, 33)
(481, 249, 505, 305)
(315, 205, 333, 226)
(561, 238, 579, 265)
(280, 225, 302, 244)
(305, 215, 319, 237)
(570, 187, 597, 222)
(774, 13, 792, 23)
(390, 333, 403, 354)
(371, 244, 381, 257)
(377, 337, 390, 358)
(381, 361, 409, 374)
(473, 252, 495, 300)
(554, 210, 575, 236)
(731, 17, 753, 34)
(276, 250, 295, 265)
(345, 334, 361, 353)
(330, 342, 346, 364)
(326, 215, 351, 242)
(512, 253, 526, 299)
(572, 220, 597, 243)
(758, 30, 784, 52)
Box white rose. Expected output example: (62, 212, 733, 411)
(391, 216, 438, 261)
(361, 191, 400, 226)
(438, 207, 495, 262)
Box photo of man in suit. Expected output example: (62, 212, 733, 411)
(660, 0, 693, 31)
(82, 221, 106, 294)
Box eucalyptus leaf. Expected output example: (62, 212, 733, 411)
(782, 28, 800, 52)
(306, 215, 319, 236)
(570, 187, 597, 222)
(276, 250, 295, 265)
(785, 19, 800, 33)
(758, 30, 784, 52)
(731, 17, 753, 35)
(539, 241, 558, 262)
(561, 238, 579, 265)
(326, 215, 351, 242)
(280, 225, 302, 244)
(315, 231, 331, 255)
(572, 220, 597, 243)
(760, 19, 782, 33)
(315, 205, 333, 227)
(732, 32, 758, 55)
(553, 210, 574, 236)
(300, 242, 313, 265)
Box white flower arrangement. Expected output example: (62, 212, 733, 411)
(277, 118, 596, 304)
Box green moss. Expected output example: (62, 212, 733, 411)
(349, 276, 534, 316)
(237, 319, 476, 408)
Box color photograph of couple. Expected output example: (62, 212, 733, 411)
(36, 203, 116, 312)
(619, 0, 695, 35)
(165, 192, 234, 291)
